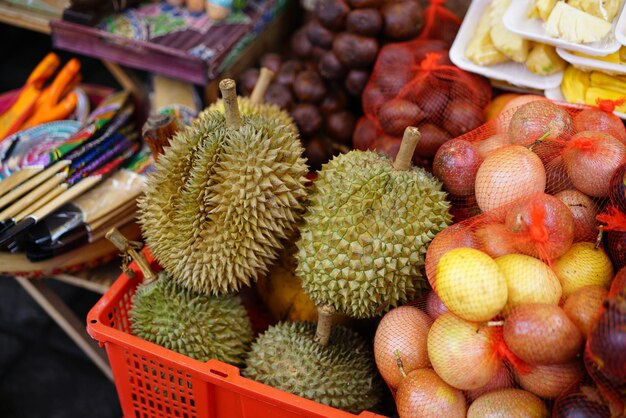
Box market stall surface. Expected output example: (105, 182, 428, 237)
(0, 23, 122, 418)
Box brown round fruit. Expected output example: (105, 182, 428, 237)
(374, 306, 432, 389)
(238, 68, 259, 96)
(563, 285, 608, 338)
(555, 190, 599, 243)
(468, 388, 549, 417)
(508, 101, 573, 146)
(344, 69, 370, 96)
(291, 103, 322, 136)
(414, 88, 450, 122)
(425, 290, 448, 320)
(306, 20, 335, 49)
(427, 312, 502, 390)
(414, 123, 452, 158)
(378, 99, 424, 136)
(504, 304, 583, 365)
(381, 0, 424, 41)
(275, 60, 303, 86)
(293, 70, 327, 103)
(573, 107, 626, 144)
(444, 100, 485, 138)
(318, 52, 347, 80)
(517, 361, 584, 399)
(352, 116, 378, 150)
(396, 369, 466, 418)
(346, 8, 383, 36)
(320, 89, 347, 114)
(332, 33, 379, 68)
(315, 0, 350, 30)
(362, 85, 385, 114)
(304, 137, 331, 171)
(324, 111, 356, 145)
(432, 138, 481, 196)
(263, 83, 294, 110)
(291, 28, 313, 58)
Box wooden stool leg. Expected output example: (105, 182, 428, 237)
(14, 276, 114, 381)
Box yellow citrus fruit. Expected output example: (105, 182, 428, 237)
(435, 248, 507, 322)
(496, 254, 562, 315)
(553, 242, 614, 297)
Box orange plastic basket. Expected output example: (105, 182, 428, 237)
(87, 252, 387, 418)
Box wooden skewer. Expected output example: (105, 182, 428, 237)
(14, 183, 68, 222)
(0, 172, 68, 221)
(250, 68, 274, 105)
(0, 160, 70, 209)
(0, 166, 43, 197)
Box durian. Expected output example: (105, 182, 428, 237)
(138, 79, 308, 295)
(544, 2, 612, 44)
(129, 272, 254, 365)
(296, 127, 452, 318)
(243, 321, 384, 414)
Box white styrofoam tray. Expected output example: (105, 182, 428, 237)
(544, 86, 626, 120)
(556, 47, 626, 75)
(503, 0, 624, 56)
(617, 3, 626, 46)
(450, 0, 564, 90)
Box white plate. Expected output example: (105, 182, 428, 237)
(503, 0, 624, 56)
(544, 86, 626, 120)
(450, 0, 564, 90)
(556, 47, 626, 75)
(617, 4, 626, 46)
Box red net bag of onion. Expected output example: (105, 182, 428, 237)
(431, 98, 626, 229)
(353, 38, 491, 168)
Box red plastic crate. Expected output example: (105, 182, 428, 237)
(87, 252, 388, 418)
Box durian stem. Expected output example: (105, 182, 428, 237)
(105, 228, 157, 284)
(314, 304, 335, 347)
(250, 67, 274, 105)
(393, 127, 421, 171)
(219, 79, 242, 130)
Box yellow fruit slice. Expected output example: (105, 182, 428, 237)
(466, 2, 510, 66)
(573, 50, 621, 64)
(496, 254, 562, 315)
(435, 248, 507, 322)
(526, 43, 567, 75)
(553, 242, 614, 297)
(545, 2, 612, 44)
(561, 66, 589, 104)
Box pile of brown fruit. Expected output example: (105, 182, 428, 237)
(239, 54, 359, 170)
(292, 0, 426, 97)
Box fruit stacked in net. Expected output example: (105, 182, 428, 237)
(431, 98, 626, 224)
(292, 0, 427, 99)
(371, 193, 620, 417)
(238, 54, 359, 171)
(353, 38, 492, 169)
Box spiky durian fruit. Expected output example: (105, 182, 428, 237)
(138, 80, 308, 295)
(296, 128, 452, 318)
(244, 321, 383, 413)
(129, 273, 254, 365)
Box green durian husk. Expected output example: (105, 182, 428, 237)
(296, 150, 452, 318)
(138, 100, 308, 295)
(129, 272, 253, 365)
(243, 321, 384, 414)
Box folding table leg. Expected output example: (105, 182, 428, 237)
(14, 276, 114, 381)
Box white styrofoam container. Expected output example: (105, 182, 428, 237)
(503, 0, 624, 56)
(450, 0, 564, 90)
(616, 4, 626, 46)
(544, 86, 626, 119)
(556, 47, 626, 75)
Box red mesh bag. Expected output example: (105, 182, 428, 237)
(597, 206, 626, 270)
(553, 374, 613, 417)
(353, 39, 491, 166)
(418, 0, 462, 45)
(429, 99, 626, 231)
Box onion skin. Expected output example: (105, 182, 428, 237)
(563, 131, 626, 198)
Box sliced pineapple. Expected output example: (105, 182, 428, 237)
(545, 2, 613, 43)
(567, 0, 620, 22)
(585, 87, 626, 111)
(589, 71, 626, 94)
(561, 65, 590, 103)
(535, 0, 560, 20)
(466, 2, 509, 66)
(526, 43, 567, 74)
(490, 0, 530, 62)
